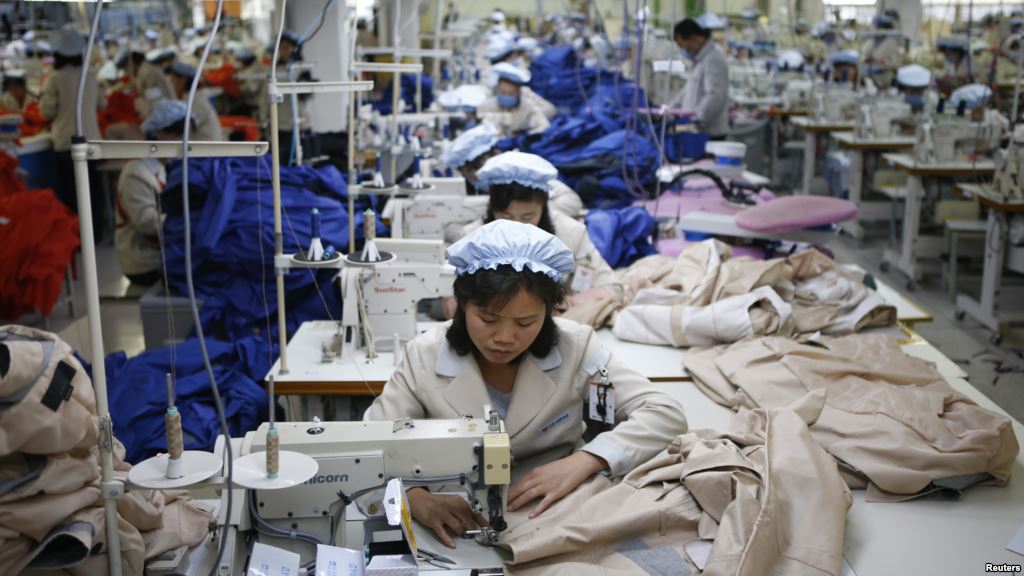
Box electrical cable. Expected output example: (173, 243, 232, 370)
(178, 2, 235, 574)
(300, 0, 337, 45)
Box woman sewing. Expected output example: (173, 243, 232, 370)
(364, 219, 687, 548)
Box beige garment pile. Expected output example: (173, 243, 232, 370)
(606, 239, 895, 345)
(0, 325, 214, 575)
(498, 393, 851, 576)
(685, 332, 1020, 500)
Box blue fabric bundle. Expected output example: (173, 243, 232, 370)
(373, 74, 435, 115)
(584, 206, 657, 268)
(104, 336, 273, 463)
(161, 157, 384, 341)
(529, 45, 599, 112)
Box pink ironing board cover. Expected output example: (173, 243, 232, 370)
(735, 196, 857, 233)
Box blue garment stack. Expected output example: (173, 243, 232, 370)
(160, 157, 385, 342)
(373, 74, 435, 115)
(104, 336, 274, 464)
(584, 206, 657, 268)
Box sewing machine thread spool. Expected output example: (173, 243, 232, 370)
(164, 373, 185, 479)
(267, 375, 279, 478)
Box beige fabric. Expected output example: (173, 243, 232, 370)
(547, 179, 583, 218)
(498, 396, 850, 576)
(610, 241, 895, 347)
(190, 89, 224, 141)
(115, 159, 165, 276)
(522, 87, 556, 119)
(685, 333, 1020, 499)
(478, 94, 551, 136)
(365, 318, 687, 478)
(0, 92, 24, 113)
(40, 68, 106, 151)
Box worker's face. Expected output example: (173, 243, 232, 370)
(6, 83, 26, 102)
(942, 49, 962, 64)
(464, 288, 546, 366)
(496, 80, 521, 99)
(278, 40, 294, 64)
(492, 199, 544, 227)
(674, 34, 705, 58)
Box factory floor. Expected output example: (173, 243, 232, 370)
(18, 235, 1024, 423)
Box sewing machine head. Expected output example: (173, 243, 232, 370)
(241, 413, 511, 552)
(914, 111, 1005, 164)
(400, 195, 489, 239)
(813, 84, 860, 122)
(857, 95, 914, 138)
(781, 78, 813, 111)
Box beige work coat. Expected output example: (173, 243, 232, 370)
(686, 333, 1020, 500)
(547, 179, 583, 218)
(115, 158, 165, 276)
(365, 318, 687, 478)
(498, 393, 851, 576)
(40, 68, 105, 152)
(190, 88, 225, 141)
(478, 94, 551, 137)
(133, 62, 175, 120)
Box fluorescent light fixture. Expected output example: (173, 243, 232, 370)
(822, 0, 877, 6)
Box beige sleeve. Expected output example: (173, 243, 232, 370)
(578, 330, 688, 476)
(363, 343, 428, 421)
(118, 170, 161, 237)
(40, 77, 59, 121)
(527, 108, 551, 134)
(577, 231, 624, 301)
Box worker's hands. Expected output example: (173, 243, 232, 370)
(507, 451, 607, 519)
(406, 487, 488, 549)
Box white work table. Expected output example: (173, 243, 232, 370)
(880, 153, 996, 289)
(790, 116, 856, 196)
(267, 274, 929, 396)
(953, 183, 1024, 344)
(831, 132, 916, 242)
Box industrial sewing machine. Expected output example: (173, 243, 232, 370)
(812, 84, 860, 122)
(388, 194, 489, 240)
(994, 126, 1024, 199)
(336, 237, 456, 357)
(914, 112, 1005, 164)
(729, 62, 773, 99)
(217, 413, 511, 573)
(856, 95, 914, 139)
(781, 78, 814, 111)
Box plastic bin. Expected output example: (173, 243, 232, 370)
(140, 284, 202, 349)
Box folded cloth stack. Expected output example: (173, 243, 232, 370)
(0, 326, 214, 575)
(499, 392, 851, 576)
(686, 332, 1020, 501)
(610, 239, 895, 343)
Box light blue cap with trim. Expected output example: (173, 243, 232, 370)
(475, 151, 558, 192)
(447, 219, 575, 281)
(442, 123, 499, 169)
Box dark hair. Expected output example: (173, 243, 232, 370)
(446, 265, 564, 359)
(484, 182, 555, 234)
(54, 54, 83, 70)
(674, 19, 709, 40)
(2, 76, 25, 91)
(152, 118, 194, 139)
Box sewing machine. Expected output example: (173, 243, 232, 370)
(914, 113, 1005, 164)
(857, 95, 914, 139)
(387, 194, 489, 240)
(216, 413, 511, 573)
(729, 62, 773, 99)
(338, 238, 456, 356)
(781, 78, 814, 111)
(812, 85, 860, 122)
(994, 126, 1024, 199)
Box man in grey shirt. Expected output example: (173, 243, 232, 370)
(671, 18, 730, 138)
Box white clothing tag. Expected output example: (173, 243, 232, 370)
(589, 381, 615, 424)
(315, 544, 365, 576)
(570, 265, 595, 292)
(246, 543, 300, 576)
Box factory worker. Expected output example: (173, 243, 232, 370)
(274, 30, 312, 158)
(233, 46, 265, 118)
(0, 70, 30, 112)
(166, 60, 224, 141)
(671, 18, 730, 138)
(478, 63, 552, 137)
(937, 36, 971, 94)
(436, 84, 489, 133)
(458, 152, 622, 309)
(776, 49, 806, 73)
(950, 84, 1008, 134)
(115, 100, 188, 285)
(441, 124, 583, 220)
(862, 14, 903, 87)
(829, 49, 861, 84)
(730, 40, 755, 61)
(365, 219, 686, 547)
(895, 64, 934, 112)
(41, 27, 107, 217)
(487, 36, 523, 68)
(515, 37, 541, 66)
(135, 48, 177, 118)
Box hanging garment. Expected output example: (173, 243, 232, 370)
(0, 326, 213, 575)
(498, 393, 851, 576)
(685, 333, 1020, 500)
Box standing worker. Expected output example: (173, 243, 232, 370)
(167, 60, 224, 141)
(40, 27, 107, 225)
(135, 47, 177, 118)
(671, 18, 730, 139)
(862, 14, 904, 88)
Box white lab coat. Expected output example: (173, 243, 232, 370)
(115, 158, 165, 276)
(548, 179, 583, 218)
(364, 318, 687, 478)
(461, 211, 622, 300)
(522, 86, 556, 119)
(478, 93, 551, 137)
(40, 67, 106, 152)
(671, 41, 730, 136)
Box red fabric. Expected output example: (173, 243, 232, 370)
(0, 150, 28, 197)
(203, 63, 241, 99)
(219, 115, 261, 141)
(99, 90, 142, 135)
(0, 189, 80, 319)
(17, 102, 48, 138)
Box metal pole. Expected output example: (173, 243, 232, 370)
(272, 0, 290, 373)
(391, 70, 400, 181)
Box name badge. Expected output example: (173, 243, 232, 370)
(571, 265, 595, 293)
(589, 381, 615, 424)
